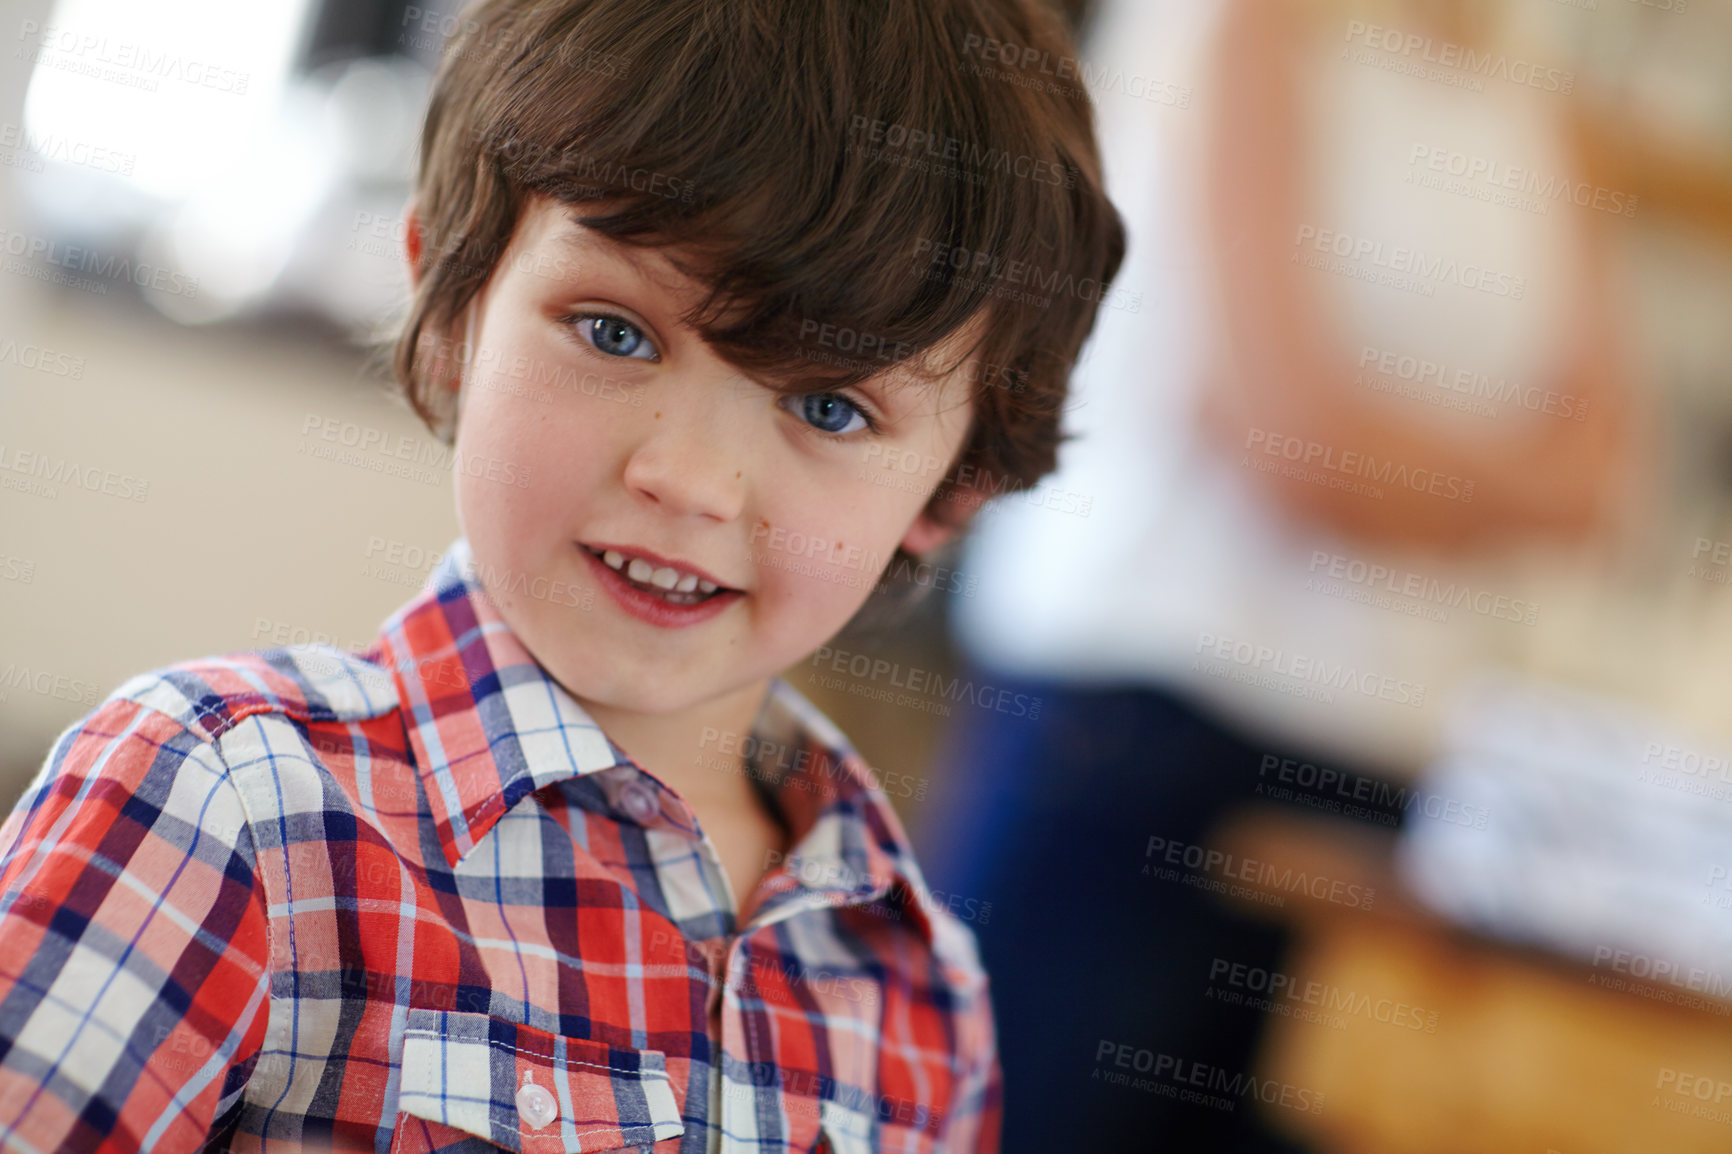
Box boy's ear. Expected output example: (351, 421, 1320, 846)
(899, 483, 983, 555)
(404, 200, 424, 288)
(899, 512, 956, 556)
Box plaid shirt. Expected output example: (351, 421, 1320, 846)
(0, 538, 999, 1153)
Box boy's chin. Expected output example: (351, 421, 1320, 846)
(555, 666, 743, 718)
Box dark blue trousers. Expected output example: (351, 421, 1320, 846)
(916, 673, 1374, 1151)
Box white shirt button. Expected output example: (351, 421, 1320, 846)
(617, 780, 661, 824)
(516, 1076, 558, 1129)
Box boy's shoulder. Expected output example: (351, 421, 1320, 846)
(102, 643, 397, 745)
(83, 645, 993, 985)
(731, 679, 994, 989)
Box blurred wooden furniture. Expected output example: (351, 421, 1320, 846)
(1567, 101, 1732, 248)
(1212, 809, 1732, 1154)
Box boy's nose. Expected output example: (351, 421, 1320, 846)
(620, 415, 747, 523)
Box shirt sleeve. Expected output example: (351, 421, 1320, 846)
(943, 974, 1003, 1152)
(0, 693, 272, 1153)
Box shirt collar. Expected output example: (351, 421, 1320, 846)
(375, 538, 936, 943)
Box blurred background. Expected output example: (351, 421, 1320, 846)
(4, 0, 1732, 1149)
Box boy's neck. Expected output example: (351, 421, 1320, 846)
(577, 676, 777, 815)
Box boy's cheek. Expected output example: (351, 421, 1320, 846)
(754, 561, 870, 651)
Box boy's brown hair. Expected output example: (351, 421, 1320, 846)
(394, 0, 1124, 613)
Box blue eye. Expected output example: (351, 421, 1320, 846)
(792, 393, 870, 436)
(578, 315, 658, 360)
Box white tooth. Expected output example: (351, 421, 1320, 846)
(603, 550, 626, 570)
(627, 557, 654, 582)
(674, 574, 699, 593)
(649, 566, 680, 590)
(697, 579, 718, 594)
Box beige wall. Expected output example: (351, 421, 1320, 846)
(0, 285, 461, 803)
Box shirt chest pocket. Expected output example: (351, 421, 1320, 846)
(389, 1009, 685, 1153)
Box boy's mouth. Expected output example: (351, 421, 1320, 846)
(579, 544, 735, 606)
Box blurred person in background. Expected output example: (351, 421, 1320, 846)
(918, 0, 1645, 1147)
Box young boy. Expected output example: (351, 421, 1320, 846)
(0, 0, 1122, 1149)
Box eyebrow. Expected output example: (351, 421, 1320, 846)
(550, 213, 646, 275)
(554, 211, 700, 283)
(548, 211, 723, 320)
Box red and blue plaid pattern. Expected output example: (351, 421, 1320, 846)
(0, 538, 1000, 1152)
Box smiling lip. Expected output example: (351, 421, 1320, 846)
(576, 543, 743, 629)
(580, 542, 737, 591)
